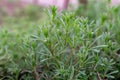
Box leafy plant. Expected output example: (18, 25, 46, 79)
(20, 7, 119, 80)
(0, 1, 120, 80)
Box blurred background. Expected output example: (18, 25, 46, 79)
(0, 0, 120, 32)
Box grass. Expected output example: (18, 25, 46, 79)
(0, 0, 120, 80)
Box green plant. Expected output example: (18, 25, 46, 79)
(0, 1, 120, 80)
(20, 7, 119, 80)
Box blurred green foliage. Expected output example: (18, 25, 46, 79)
(0, 0, 120, 80)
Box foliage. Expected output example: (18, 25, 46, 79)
(0, 1, 120, 80)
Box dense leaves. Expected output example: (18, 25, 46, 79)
(0, 1, 120, 80)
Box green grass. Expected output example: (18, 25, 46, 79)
(0, 1, 120, 80)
